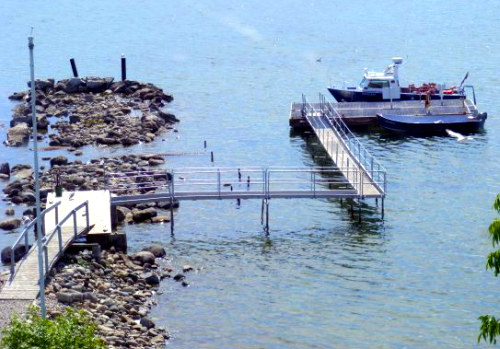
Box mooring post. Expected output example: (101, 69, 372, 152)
(265, 199, 270, 234)
(70, 58, 78, 78)
(261, 199, 265, 225)
(169, 196, 174, 235)
(358, 200, 362, 223)
(204, 140, 207, 149)
(121, 54, 127, 81)
(211, 151, 214, 163)
(381, 197, 385, 219)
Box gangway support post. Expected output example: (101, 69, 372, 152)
(170, 196, 174, 236)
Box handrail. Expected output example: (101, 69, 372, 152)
(40, 200, 89, 278)
(10, 201, 62, 276)
(302, 94, 386, 195)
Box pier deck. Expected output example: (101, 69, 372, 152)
(290, 98, 478, 129)
(0, 191, 109, 301)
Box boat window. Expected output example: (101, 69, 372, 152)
(359, 77, 367, 87)
(367, 80, 389, 88)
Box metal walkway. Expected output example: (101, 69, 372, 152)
(0, 201, 90, 300)
(301, 93, 386, 198)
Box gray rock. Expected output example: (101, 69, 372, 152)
(173, 274, 185, 282)
(0, 218, 21, 231)
(7, 123, 30, 146)
(5, 208, 14, 216)
(141, 272, 160, 286)
(50, 155, 68, 167)
(141, 244, 166, 258)
(8, 91, 28, 101)
(0, 163, 10, 177)
(131, 251, 155, 265)
(57, 291, 84, 304)
(27, 79, 54, 92)
(140, 317, 155, 329)
(64, 78, 84, 93)
(115, 206, 131, 223)
(85, 77, 114, 93)
(1, 245, 30, 264)
(132, 208, 157, 223)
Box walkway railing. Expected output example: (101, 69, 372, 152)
(40, 200, 89, 277)
(106, 166, 386, 203)
(9, 201, 61, 276)
(9, 200, 89, 279)
(302, 93, 387, 195)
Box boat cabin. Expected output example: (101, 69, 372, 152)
(356, 57, 403, 100)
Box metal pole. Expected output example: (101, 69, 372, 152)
(121, 54, 127, 81)
(29, 36, 46, 319)
(70, 58, 78, 78)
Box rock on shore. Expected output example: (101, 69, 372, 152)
(44, 247, 178, 349)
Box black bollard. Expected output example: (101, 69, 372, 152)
(204, 140, 207, 149)
(211, 151, 214, 162)
(121, 55, 127, 81)
(70, 58, 78, 78)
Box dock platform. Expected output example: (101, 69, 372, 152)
(290, 98, 478, 129)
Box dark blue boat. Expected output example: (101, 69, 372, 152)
(376, 112, 487, 135)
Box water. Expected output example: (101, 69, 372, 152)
(0, 0, 499, 348)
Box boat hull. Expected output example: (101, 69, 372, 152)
(328, 88, 462, 103)
(377, 113, 487, 135)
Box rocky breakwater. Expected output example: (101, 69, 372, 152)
(1, 153, 168, 212)
(6, 77, 178, 147)
(43, 244, 193, 348)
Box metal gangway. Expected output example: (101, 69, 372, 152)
(0, 201, 90, 300)
(301, 93, 386, 199)
(105, 164, 386, 232)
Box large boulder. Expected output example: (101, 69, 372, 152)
(141, 244, 166, 258)
(7, 123, 30, 146)
(131, 251, 155, 265)
(1, 245, 31, 264)
(0, 218, 21, 231)
(0, 163, 10, 177)
(85, 77, 114, 93)
(140, 113, 165, 133)
(27, 79, 54, 92)
(50, 155, 68, 167)
(132, 208, 157, 222)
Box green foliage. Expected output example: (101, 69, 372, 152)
(478, 194, 500, 344)
(486, 250, 500, 276)
(0, 306, 105, 349)
(478, 315, 500, 344)
(490, 218, 500, 247)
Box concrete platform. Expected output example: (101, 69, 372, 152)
(45, 190, 112, 235)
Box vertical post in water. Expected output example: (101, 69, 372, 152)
(70, 58, 78, 78)
(170, 196, 174, 236)
(29, 35, 46, 319)
(265, 199, 270, 234)
(121, 54, 127, 81)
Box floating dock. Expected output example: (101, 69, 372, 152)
(289, 97, 479, 130)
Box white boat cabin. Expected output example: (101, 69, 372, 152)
(354, 57, 403, 100)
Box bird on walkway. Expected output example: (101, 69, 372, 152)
(445, 129, 473, 142)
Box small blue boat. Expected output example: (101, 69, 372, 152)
(376, 112, 487, 135)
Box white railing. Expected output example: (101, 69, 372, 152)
(302, 94, 387, 195)
(9, 201, 61, 276)
(40, 200, 89, 278)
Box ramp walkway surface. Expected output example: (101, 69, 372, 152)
(0, 190, 110, 300)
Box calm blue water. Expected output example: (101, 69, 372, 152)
(1, 1, 499, 348)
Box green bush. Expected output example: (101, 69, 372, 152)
(0, 306, 105, 349)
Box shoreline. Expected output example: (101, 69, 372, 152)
(0, 77, 185, 347)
